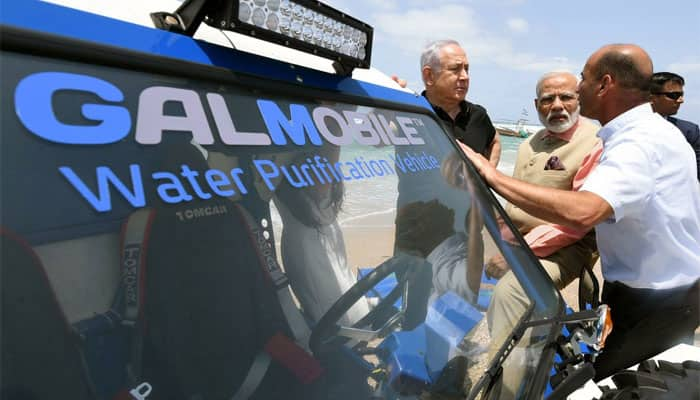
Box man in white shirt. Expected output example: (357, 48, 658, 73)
(461, 44, 700, 380)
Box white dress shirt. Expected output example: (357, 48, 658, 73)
(581, 103, 700, 289)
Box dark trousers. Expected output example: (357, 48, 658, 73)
(593, 279, 700, 381)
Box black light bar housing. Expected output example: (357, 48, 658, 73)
(152, 0, 373, 75)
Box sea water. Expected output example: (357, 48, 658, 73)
(497, 135, 523, 177)
(268, 134, 528, 234)
(338, 135, 526, 228)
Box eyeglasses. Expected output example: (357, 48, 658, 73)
(537, 93, 578, 106)
(652, 91, 684, 100)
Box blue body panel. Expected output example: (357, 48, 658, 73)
(378, 326, 431, 393)
(424, 291, 483, 380)
(358, 268, 402, 308)
(1, 1, 432, 113)
(378, 292, 483, 395)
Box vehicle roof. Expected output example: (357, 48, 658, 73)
(2, 1, 430, 112)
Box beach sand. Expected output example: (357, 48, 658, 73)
(342, 218, 500, 272)
(341, 218, 700, 349)
(344, 225, 396, 270)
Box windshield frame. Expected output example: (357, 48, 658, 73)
(452, 140, 566, 399)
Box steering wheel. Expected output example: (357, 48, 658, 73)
(309, 254, 425, 355)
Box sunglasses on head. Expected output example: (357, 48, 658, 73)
(652, 91, 684, 100)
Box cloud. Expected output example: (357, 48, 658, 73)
(507, 18, 529, 34)
(367, 4, 576, 73)
(327, 0, 399, 14)
(667, 62, 700, 74)
(499, 53, 578, 72)
(371, 5, 481, 49)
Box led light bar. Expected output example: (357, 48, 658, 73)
(204, 0, 373, 72)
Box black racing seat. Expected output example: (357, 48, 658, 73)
(0, 202, 310, 400)
(1, 229, 94, 400)
(135, 199, 307, 399)
(120, 142, 312, 399)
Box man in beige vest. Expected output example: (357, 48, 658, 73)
(487, 71, 601, 345)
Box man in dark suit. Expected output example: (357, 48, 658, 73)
(650, 72, 700, 181)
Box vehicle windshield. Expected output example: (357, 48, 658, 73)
(1, 39, 562, 399)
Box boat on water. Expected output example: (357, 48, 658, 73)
(496, 125, 529, 138)
(495, 109, 533, 138)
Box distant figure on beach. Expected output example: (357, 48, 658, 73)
(462, 44, 700, 381)
(649, 72, 700, 182)
(485, 72, 602, 342)
(419, 39, 501, 167)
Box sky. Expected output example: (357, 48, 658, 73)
(324, 0, 700, 124)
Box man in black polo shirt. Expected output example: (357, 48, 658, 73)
(421, 39, 500, 166)
(387, 40, 497, 328)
